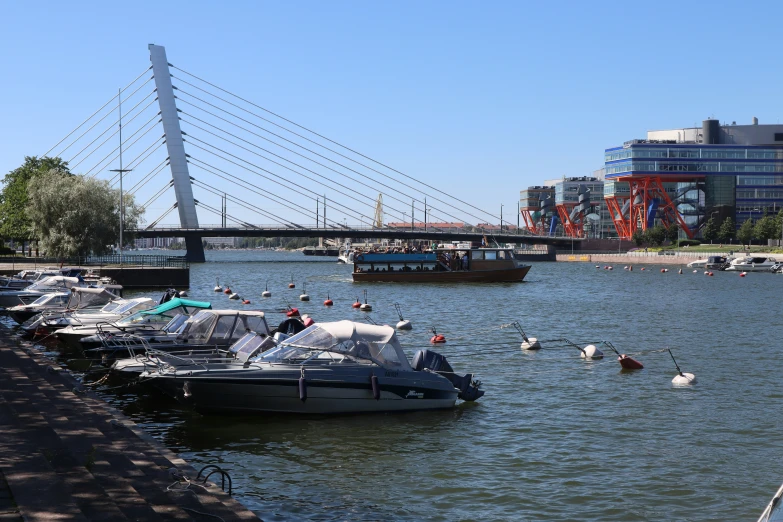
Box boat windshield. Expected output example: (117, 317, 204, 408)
(253, 323, 410, 369)
(113, 300, 151, 315)
(162, 314, 190, 334)
(184, 311, 217, 341)
(116, 309, 180, 326)
(31, 293, 68, 306)
(100, 301, 123, 313)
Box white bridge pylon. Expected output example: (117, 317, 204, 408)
(148, 44, 205, 261)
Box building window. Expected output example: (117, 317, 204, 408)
(775, 133, 783, 141)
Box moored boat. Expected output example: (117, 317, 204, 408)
(140, 320, 484, 414)
(352, 247, 531, 282)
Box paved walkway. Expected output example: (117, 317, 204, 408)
(0, 335, 262, 521)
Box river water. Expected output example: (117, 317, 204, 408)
(30, 250, 783, 520)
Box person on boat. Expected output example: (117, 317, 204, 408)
(453, 253, 461, 270)
(462, 255, 468, 270)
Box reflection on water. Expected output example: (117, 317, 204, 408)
(16, 249, 783, 521)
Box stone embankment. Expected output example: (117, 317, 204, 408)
(0, 330, 261, 521)
(556, 251, 730, 265)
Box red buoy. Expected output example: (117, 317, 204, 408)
(430, 334, 446, 344)
(618, 354, 644, 370)
(288, 283, 295, 289)
(224, 287, 232, 295)
(352, 298, 361, 309)
(324, 293, 334, 306)
(303, 317, 314, 327)
(242, 299, 251, 305)
(286, 307, 300, 317)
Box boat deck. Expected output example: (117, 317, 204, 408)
(0, 330, 261, 521)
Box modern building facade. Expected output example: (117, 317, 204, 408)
(603, 118, 783, 237)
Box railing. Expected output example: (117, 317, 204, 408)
(134, 223, 538, 236)
(0, 254, 188, 269)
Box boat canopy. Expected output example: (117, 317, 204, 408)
(66, 287, 121, 309)
(139, 298, 211, 315)
(26, 276, 81, 292)
(183, 310, 269, 343)
(257, 320, 412, 370)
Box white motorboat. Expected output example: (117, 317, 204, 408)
(337, 242, 354, 264)
(7, 287, 120, 324)
(0, 266, 82, 292)
(757, 479, 783, 521)
(29, 297, 156, 335)
(55, 298, 212, 350)
(89, 309, 271, 357)
(140, 320, 484, 415)
(0, 276, 88, 308)
(111, 330, 277, 378)
(686, 258, 709, 268)
(724, 256, 778, 272)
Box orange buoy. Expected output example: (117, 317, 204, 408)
(224, 286, 232, 295)
(709, 271, 714, 276)
(352, 298, 361, 309)
(660, 268, 665, 273)
(430, 328, 446, 344)
(242, 299, 251, 305)
(629, 265, 633, 271)
(288, 276, 295, 289)
(324, 293, 334, 306)
(740, 272, 747, 277)
(286, 307, 300, 317)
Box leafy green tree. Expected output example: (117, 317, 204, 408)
(702, 217, 718, 244)
(737, 219, 755, 249)
(644, 224, 666, 246)
(718, 217, 735, 243)
(631, 230, 645, 247)
(26, 170, 143, 257)
(665, 223, 679, 244)
(0, 156, 70, 241)
(753, 215, 778, 242)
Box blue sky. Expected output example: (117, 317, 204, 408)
(1, 1, 782, 227)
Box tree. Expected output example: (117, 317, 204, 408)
(631, 230, 645, 247)
(0, 156, 70, 241)
(737, 219, 755, 249)
(718, 217, 735, 243)
(26, 170, 143, 257)
(702, 217, 718, 244)
(665, 223, 679, 244)
(644, 224, 666, 246)
(753, 215, 778, 242)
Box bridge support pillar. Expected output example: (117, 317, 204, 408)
(149, 44, 205, 262)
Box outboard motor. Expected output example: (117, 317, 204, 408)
(411, 349, 485, 402)
(275, 318, 306, 337)
(159, 288, 177, 305)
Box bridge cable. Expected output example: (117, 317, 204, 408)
(109, 138, 167, 187)
(184, 140, 374, 226)
(140, 181, 174, 210)
(181, 125, 416, 225)
(129, 159, 170, 195)
(81, 110, 161, 177)
(191, 179, 296, 228)
(69, 92, 158, 169)
(59, 80, 155, 161)
(42, 66, 152, 157)
(146, 203, 177, 229)
(170, 67, 501, 222)
(175, 92, 475, 229)
(194, 199, 270, 229)
(179, 112, 466, 230)
(187, 157, 353, 227)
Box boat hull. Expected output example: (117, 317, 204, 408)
(353, 265, 531, 283)
(150, 366, 459, 414)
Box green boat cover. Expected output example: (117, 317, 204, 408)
(139, 298, 212, 315)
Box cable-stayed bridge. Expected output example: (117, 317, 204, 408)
(43, 44, 576, 261)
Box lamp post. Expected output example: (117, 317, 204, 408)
(500, 204, 504, 233)
(109, 88, 132, 263)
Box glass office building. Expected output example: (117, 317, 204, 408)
(604, 141, 783, 228)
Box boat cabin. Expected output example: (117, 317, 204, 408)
(353, 247, 516, 274)
(180, 310, 271, 345)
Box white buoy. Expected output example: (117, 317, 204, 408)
(299, 282, 310, 301)
(261, 281, 271, 297)
(214, 279, 222, 292)
(229, 292, 240, 300)
(581, 344, 604, 359)
(396, 319, 412, 330)
(359, 289, 371, 311)
(672, 372, 697, 385)
(693, 269, 698, 273)
(521, 337, 541, 350)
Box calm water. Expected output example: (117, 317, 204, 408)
(32, 250, 783, 520)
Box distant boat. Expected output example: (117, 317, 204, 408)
(352, 247, 531, 283)
(724, 256, 778, 272)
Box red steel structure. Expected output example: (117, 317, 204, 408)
(555, 203, 584, 238)
(605, 175, 701, 240)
